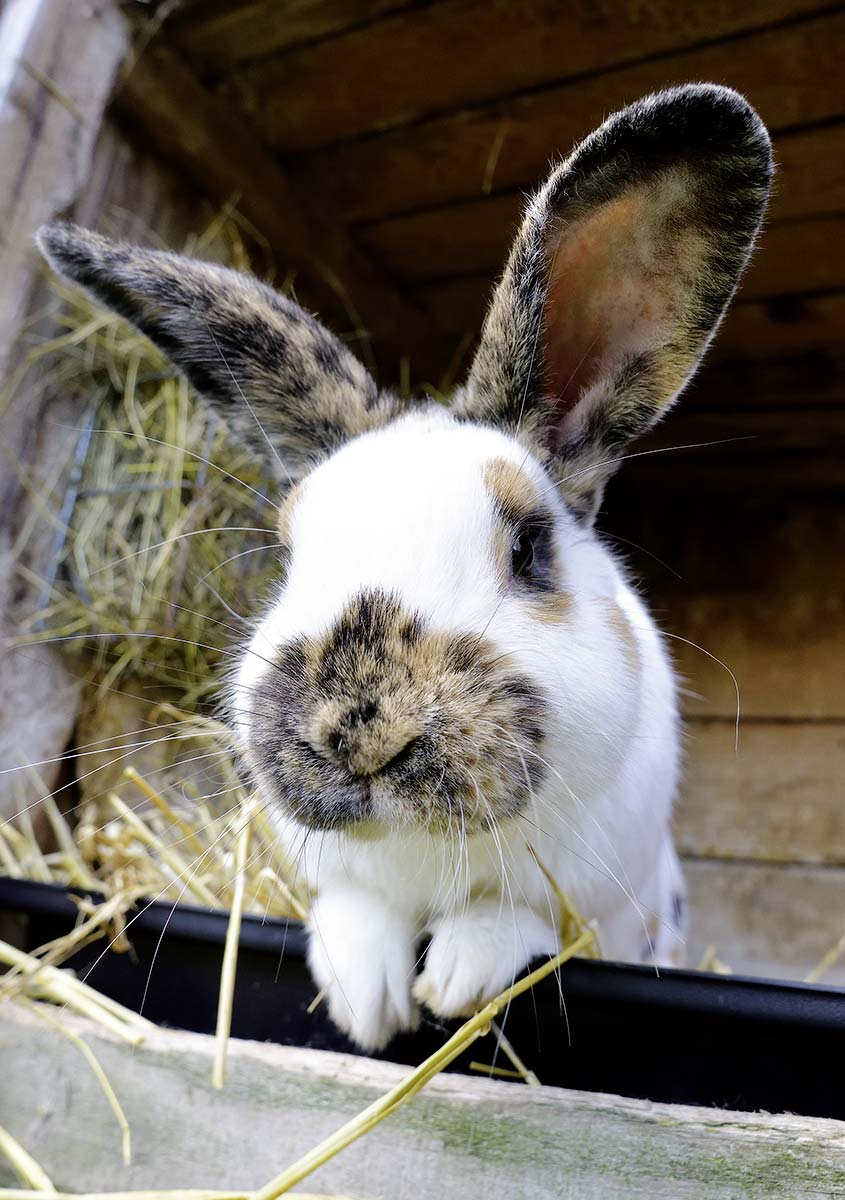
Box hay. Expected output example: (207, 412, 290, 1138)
(0, 718, 308, 927)
(12, 276, 280, 706)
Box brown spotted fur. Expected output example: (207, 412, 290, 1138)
(245, 590, 547, 833)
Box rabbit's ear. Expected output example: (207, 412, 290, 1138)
(455, 84, 772, 519)
(37, 224, 399, 484)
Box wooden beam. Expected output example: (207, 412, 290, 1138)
(0, 0, 130, 819)
(685, 858, 845, 985)
(113, 43, 434, 377)
(168, 0, 409, 76)
(416, 289, 845, 382)
(289, 35, 845, 223)
(221, 0, 832, 151)
(3, 1006, 845, 1196)
(677, 720, 845, 867)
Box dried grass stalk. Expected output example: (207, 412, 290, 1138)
(0, 1124, 54, 1190)
(13, 279, 280, 704)
(22, 999, 132, 1166)
(213, 801, 254, 1089)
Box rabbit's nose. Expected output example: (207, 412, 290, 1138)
(308, 700, 421, 778)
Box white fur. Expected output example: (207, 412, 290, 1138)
(235, 408, 685, 1050)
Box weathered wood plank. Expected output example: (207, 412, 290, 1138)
(605, 492, 845, 597)
(169, 0, 409, 76)
(684, 858, 845, 985)
(663, 593, 845, 720)
(1, 1007, 844, 1197)
(0, 0, 128, 818)
(225, 0, 835, 150)
(677, 720, 845, 866)
(714, 291, 845, 365)
(597, 498, 845, 715)
(114, 43, 435, 374)
(639, 401, 845, 459)
(417, 284, 845, 378)
(289, 30, 845, 221)
(681, 353, 845, 410)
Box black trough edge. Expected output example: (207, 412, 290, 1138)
(2, 875, 844, 1027)
(3, 875, 845, 1120)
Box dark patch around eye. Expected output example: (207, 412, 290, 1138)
(509, 512, 556, 592)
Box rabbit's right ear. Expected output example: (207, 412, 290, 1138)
(455, 84, 772, 519)
(37, 224, 402, 485)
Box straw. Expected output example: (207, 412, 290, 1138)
(0, 940, 148, 1044)
(0, 1125, 54, 1190)
(22, 1000, 132, 1166)
(212, 801, 254, 1089)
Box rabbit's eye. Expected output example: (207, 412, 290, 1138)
(511, 530, 536, 580)
(509, 517, 555, 591)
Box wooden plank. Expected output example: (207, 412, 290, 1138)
(114, 43, 435, 374)
(683, 354, 845, 410)
(2, 1006, 845, 1197)
(773, 123, 845, 221)
(0, 0, 129, 818)
(676, 720, 845, 866)
(684, 858, 845, 985)
(226, 0, 834, 150)
(291, 62, 845, 224)
(598, 499, 845, 714)
(168, 0, 408, 76)
(604, 493, 845, 594)
(659, 593, 845, 720)
(642, 403, 845, 461)
(713, 291, 845, 364)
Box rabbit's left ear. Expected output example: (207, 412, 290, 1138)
(455, 84, 772, 519)
(36, 224, 400, 486)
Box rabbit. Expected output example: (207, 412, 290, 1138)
(38, 83, 771, 1052)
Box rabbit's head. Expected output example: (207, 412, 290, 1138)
(39, 85, 771, 835)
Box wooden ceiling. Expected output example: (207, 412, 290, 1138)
(119, 0, 844, 485)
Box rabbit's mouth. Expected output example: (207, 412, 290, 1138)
(238, 588, 549, 834)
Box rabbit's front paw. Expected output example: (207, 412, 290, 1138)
(307, 889, 418, 1052)
(414, 901, 559, 1018)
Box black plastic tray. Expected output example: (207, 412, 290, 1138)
(2, 876, 843, 1119)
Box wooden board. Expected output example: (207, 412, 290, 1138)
(684, 858, 845, 984)
(714, 292, 845, 365)
(0, 0, 129, 818)
(224, 0, 835, 150)
(289, 29, 845, 221)
(661, 594, 844, 719)
(168, 0, 407, 76)
(114, 42, 435, 373)
(677, 720, 845, 866)
(2, 1006, 844, 1197)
